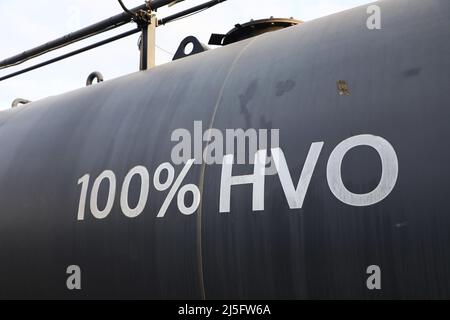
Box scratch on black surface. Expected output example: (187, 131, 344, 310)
(395, 221, 408, 228)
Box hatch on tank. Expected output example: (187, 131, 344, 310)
(208, 17, 302, 46)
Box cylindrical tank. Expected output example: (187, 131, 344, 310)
(0, 0, 449, 299)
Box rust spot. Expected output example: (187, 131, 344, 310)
(337, 80, 350, 96)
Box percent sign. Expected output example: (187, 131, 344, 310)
(153, 159, 201, 217)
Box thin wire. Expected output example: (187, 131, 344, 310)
(155, 44, 174, 56)
(117, 0, 136, 18)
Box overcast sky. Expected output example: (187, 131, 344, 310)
(0, 0, 374, 109)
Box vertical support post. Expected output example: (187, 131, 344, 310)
(140, 14, 157, 70)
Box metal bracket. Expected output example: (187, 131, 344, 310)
(119, 0, 156, 70)
(138, 12, 157, 70)
(173, 36, 209, 61)
(134, 5, 153, 27)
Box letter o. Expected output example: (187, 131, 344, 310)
(326, 134, 398, 206)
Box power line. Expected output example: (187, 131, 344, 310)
(0, 28, 141, 82)
(0, 0, 228, 80)
(155, 44, 174, 56)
